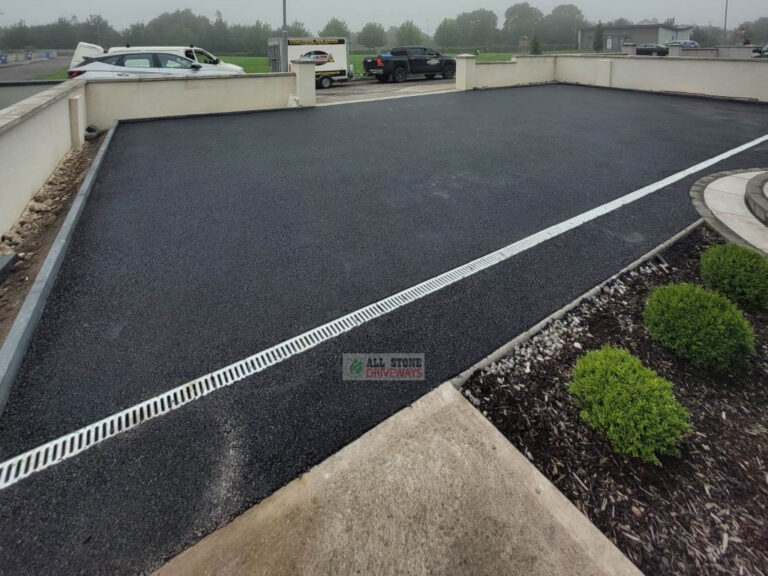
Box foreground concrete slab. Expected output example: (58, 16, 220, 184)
(155, 383, 642, 576)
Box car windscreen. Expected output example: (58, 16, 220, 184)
(194, 49, 218, 64)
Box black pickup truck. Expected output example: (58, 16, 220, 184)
(363, 46, 456, 83)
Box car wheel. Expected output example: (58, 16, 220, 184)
(425, 74, 436, 79)
(392, 67, 407, 83)
(318, 76, 333, 89)
(442, 63, 456, 79)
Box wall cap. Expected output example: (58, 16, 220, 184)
(555, 53, 768, 63)
(0, 79, 85, 137)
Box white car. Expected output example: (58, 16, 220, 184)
(68, 51, 241, 80)
(68, 42, 244, 78)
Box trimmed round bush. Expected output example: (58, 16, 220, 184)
(700, 244, 768, 310)
(644, 283, 754, 370)
(568, 346, 691, 465)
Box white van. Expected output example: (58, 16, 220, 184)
(268, 37, 352, 88)
(70, 42, 243, 74)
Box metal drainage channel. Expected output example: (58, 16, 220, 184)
(0, 133, 766, 491)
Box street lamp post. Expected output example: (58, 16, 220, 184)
(722, 0, 729, 45)
(281, 0, 288, 72)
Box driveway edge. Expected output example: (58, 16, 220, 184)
(446, 218, 703, 390)
(0, 121, 118, 414)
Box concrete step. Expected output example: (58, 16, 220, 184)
(745, 172, 768, 226)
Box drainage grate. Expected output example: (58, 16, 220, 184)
(1, 133, 766, 491)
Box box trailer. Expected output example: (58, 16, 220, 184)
(268, 37, 352, 88)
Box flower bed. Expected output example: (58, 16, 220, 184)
(463, 226, 768, 575)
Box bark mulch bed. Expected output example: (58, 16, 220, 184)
(0, 135, 103, 346)
(463, 225, 768, 576)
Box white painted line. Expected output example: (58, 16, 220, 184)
(0, 133, 766, 490)
(317, 88, 457, 107)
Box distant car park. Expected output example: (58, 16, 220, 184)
(636, 43, 669, 56)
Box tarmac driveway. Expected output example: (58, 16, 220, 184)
(0, 84, 767, 574)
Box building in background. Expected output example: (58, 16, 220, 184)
(579, 24, 693, 51)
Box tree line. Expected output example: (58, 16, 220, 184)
(1, 6, 766, 55)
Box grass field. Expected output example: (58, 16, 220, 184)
(39, 70, 68, 80)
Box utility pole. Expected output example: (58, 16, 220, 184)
(281, 0, 288, 72)
(722, 0, 729, 45)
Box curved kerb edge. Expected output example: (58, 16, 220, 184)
(689, 168, 768, 253)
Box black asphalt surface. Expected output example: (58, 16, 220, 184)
(0, 85, 766, 574)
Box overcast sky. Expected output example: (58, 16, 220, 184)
(1, 0, 763, 33)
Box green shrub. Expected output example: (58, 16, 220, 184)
(700, 244, 768, 310)
(569, 346, 691, 465)
(644, 283, 754, 370)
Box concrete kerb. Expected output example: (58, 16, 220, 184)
(445, 218, 704, 390)
(689, 168, 768, 252)
(745, 171, 768, 226)
(0, 79, 85, 136)
(0, 121, 118, 415)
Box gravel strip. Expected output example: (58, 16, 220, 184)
(0, 136, 103, 346)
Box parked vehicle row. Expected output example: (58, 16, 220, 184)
(635, 41, 700, 56)
(635, 40, 768, 57)
(66, 38, 768, 84)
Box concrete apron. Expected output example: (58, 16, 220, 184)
(155, 383, 641, 576)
